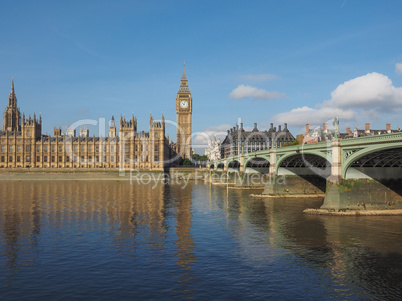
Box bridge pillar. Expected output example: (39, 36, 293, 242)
(321, 178, 402, 210)
(329, 139, 342, 183)
(223, 159, 227, 172)
(269, 148, 276, 176)
(239, 154, 244, 174)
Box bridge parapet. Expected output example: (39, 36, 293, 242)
(341, 131, 402, 146)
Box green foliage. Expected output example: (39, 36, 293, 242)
(281, 140, 300, 148)
(182, 158, 194, 166)
(192, 154, 208, 161)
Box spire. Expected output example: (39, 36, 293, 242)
(110, 116, 115, 128)
(181, 61, 187, 82)
(179, 62, 189, 92)
(8, 78, 17, 107)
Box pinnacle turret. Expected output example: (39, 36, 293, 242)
(149, 114, 153, 127)
(8, 78, 17, 107)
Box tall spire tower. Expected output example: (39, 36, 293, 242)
(9, 78, 16, 106)
(176, 63, 192, 159)
(3, 78, 21, 131)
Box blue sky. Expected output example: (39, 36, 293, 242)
(1, 0, 402, 153)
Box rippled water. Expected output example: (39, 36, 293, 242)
(0, 181, 401, 300)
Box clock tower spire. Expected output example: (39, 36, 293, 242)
(176, 63, 192, 159)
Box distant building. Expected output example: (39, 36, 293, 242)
(304, 123, 345, 144)
(304, 122, 401, 144)
(349, 123, 401, 138)
(296, 134, 304, 145)
(221, 122, 295, 158)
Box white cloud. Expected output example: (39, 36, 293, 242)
(396, 63, 402, 75)
(229, 84, 286, 100)
(361, 109, 381, 121)
(323, 72, 402, 111)
(192, 124, 231, 154)
(274, 72, 402, 126)
(203, 124, 232, 132)
(274, 106, 356, 127)
(240, 74, 278, 82)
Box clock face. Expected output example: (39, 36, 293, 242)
(180, 100, 188, 109)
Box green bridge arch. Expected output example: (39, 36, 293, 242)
(342, 143, 402, 179)
(275, 150, 332, 175)
(244, 155, 270, 167)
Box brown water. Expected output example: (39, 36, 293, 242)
(0, 180, 401, 300)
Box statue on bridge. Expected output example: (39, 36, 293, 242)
(333, 116, 339, 139)
(205, 136, 222, 161)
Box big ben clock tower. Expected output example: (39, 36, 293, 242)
(176, 63, 192, 159)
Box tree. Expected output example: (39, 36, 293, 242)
(182, 158, 194, 166)
(192, 154, 208, 161)
(281, 140, 300, 147)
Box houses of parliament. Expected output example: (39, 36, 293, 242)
(0, 67, 193, 170)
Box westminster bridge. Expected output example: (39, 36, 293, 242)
(209, 132, 402, 211)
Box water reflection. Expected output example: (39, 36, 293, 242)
(215, 191, 402, 299)
(0, 181, 401, 299)
(1, 184, 42, 275)
(170, 183, 196, 298)
(0, 181, 197, 298)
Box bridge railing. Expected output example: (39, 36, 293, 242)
(341, 132, 402, 146)
(275, 140, 331, 154)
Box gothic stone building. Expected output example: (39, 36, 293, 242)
(0, 69, 192, 170)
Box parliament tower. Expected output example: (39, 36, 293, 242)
(3, 79, 21, 132)
(176, 64, 192, 159)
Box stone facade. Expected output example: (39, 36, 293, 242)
(0, 70, 190, 170)
(175, 63, 192, 159)
(221, 122, 295, 158)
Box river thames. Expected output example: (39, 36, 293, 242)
(0, 180, 401, 300)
